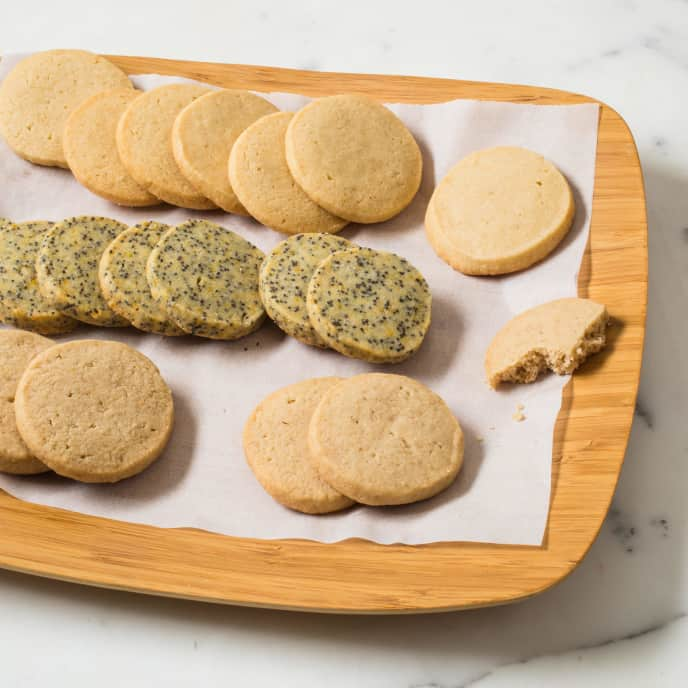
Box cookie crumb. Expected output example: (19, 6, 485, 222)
(476, 435, 484, 442)
(512, 406, 526, 422)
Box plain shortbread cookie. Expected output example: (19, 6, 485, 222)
(229, 111, 347, 235)
(36, 215, 130, 327)
(99, 221, 185, 336)
(285, 94, 422, 223)
(306, 247, 431, 363)
(15, 340, 174, 482)
(259, 233, 355, 347)
(426, 146, 575, 275)
(243, 377, 354, 514)
(0, 50, 133, 168)
(308, 373, 463, 505)
(63, 88, 159, 206)
(146, 219, 265, 340)
(0, 220, 77, 334)
(172, 89, 278, 213)
(116, 84, 217, 209)
(0, 330, 53, 475)
(485, 297, 609, 387)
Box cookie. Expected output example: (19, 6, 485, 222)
(228, 112, 347, 234)
(426, 146, 575, 275)
(99, 221, 185, 336)
(259, 233, 355, 347)
(172, 89, 278, 213)
(307, 247, 432, 363)
(116, 84, 216, 209)
(63, 88, 159, 207)
(0, 330, 53, 475)
(285, 94, 422, 223)
(0, 220, 77, 334)
(15, 340, 174, 483)
(0, 50, 132, 168)
(485, 297, 609, 388)
(146, 219, 265, 340)
(36, 216, 130, 327)
(308, 373, 463, 505)
(243, 377, 354, 514)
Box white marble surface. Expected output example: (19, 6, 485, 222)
(0, 0, 685, 684)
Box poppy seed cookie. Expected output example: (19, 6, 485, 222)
(0, 50, 132, 168)
(306, 247, 432, 363)
(0, 329, 53, 475)
(0, 220, 77, 334)
(243, 377, 354, 514)
(99, 221, 185, 336)
(146, 220, 265, 340)
(426, 146, 575, 275)
(228, 112, 348, 234)
(172, 89, 278, 213)
(285, 94, 423, 223)
(15, 340, 174, 483)
(308, 373, 464, 506)
(36, 215, 130, 327)
(485, 297, 609, 387)
(259, 233, 355, 347)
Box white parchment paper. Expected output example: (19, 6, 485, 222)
(0, 54, 599, 545)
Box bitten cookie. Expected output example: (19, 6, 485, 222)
(63, 88, 159, 207)
(485, 297, 609, 388)
(259, 233, 355, 347)
(0, 220, 77, 334)
(36, 216, 130, 327)
(426, 146, 575, 275)
(99, 221, 185, 336)
(116, 84, 216, 209)
(0, 330, 53, 475)
(307, 247, 432, 363)
(228, 112, 347, 234)
(146, 219, 265, 340)
(0, 50, 132, 168)
(172, 89, 278, 213)
(308, 373, 464, 505)
(285, 94, 422, 223)
(243, 377, 354, 514)
(15, 340, 174, 483)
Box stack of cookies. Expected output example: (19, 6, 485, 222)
(0, 330, 174, 481)
(244, 374, 464, 514)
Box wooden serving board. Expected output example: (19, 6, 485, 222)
(0, 56, 647, 613)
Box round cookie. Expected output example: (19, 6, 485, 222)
(0, 220, 77, 334)
(146, 219, 265, 340)
(0, 330, 53, 475)
(99, 221, 185, 336)
(285, 94, 422, 223)
(116, 84, 217, 209)
(63, 88, 159, 207)
(36, 216, 130, 327)
(426, 146, 575, 275)
(0, 50, 132, 168)
(172, 89, 278, 214)
(15, 340, 174, 483)
(228, 112, 347, 235)
(259, 233, 355, 347)
(243, 377, 354, 514)
(307, 247, 432, 363)
(308, 373, 464, 506)
(485, 297, 609, 388)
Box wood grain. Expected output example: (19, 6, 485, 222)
(0, 56, 647, 613)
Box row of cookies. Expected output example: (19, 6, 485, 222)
(0, 50, 422, 230)
(244, 374, 464, 514)
(0, 330, 173, 480)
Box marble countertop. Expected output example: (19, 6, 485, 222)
(1, 0, 684, 684)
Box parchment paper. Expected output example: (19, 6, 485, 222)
(0, 54, 599, 545)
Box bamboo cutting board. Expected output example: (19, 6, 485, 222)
(0, 56, 647, 613)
